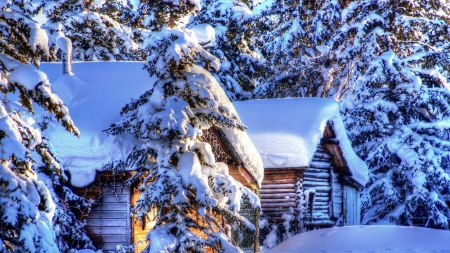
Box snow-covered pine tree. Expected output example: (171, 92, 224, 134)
(36, 138, 96, 252)
(251, 0, 345, 99)
(43, 0, 143, 61)
(0, 1, 94, 251)
(189, 0, 269, 101)
(98, 0, 148, 59)
(336, 0, 450, 228)
(105, 1, 260, 252)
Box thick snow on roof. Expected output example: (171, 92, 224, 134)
(232, 97, 368, 186)
(41, 62, 263, 187)
(41, 62, 150, 187)
(265, 225, 450, 253)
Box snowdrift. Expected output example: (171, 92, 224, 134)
(265, 225, 450, 253)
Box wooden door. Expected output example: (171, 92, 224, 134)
(343, 185, 361, 226)
(73, 172, 132, 251)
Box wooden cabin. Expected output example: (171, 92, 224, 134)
(42, 62, 264, 252)
(70, 127, 261, 252)
(233, 98, 369, 229)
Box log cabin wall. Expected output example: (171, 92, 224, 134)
(304, 145, 336, 227)
(260, 144, 345, 228)
(260, 169, 300, 223)
(72, 172, 132, 251)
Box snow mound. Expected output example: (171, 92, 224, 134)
(233, 97, 368, 186)
(41, 62, 151, 187)
(190, 24, 215, 48)
(266, 225, 450, 253)
(52, 73, 89, 106)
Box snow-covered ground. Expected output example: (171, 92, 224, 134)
(265, 226, 450, 253)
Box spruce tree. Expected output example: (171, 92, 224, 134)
(336, 0, 450, 228)
(189, 0, 269, 101)
(105, 1, 259, 252)
(0, 1, 94, 251)
(251, 0, 344, 99)
(43, 0, 143, 61)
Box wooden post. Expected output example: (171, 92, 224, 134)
(254, 188, 262, 253)
(56, 37, 73, 75)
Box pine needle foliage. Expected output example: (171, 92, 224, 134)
(105, 1, 260, 252)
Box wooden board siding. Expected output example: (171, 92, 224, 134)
(72, 172, 131, 251)
(260, 169, 299, 223)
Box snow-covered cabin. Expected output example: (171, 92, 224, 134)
(233, 98, 369, 228)
(40, 62, 264, 252)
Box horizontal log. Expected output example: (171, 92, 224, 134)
(313, 153, 331, 159)
(303, 177, 329, 183)
(261, 198, 297, 204)
(309, 162, 332, 169)
(313, 197, 330, 202)
(261, 208, 291, 213)
(306, 186, 330, 192)
(305, 168, 329, 174)
(311, 159, 331, 164)
(261, 183, 296, 189)
(312, 201, 329, 206)
(263, 174, 297, 180)
(260, 193, 297, 198)
(303, 181, 330, 187)
(314, 148, 328, 154)
(260, 188, 296, 194)
(263, 179, 297, 185)
(303, 172, 330, 179)
(262, 202, 297, 208)
(260, 211, 297, 217)
(85, 218, 127, 227)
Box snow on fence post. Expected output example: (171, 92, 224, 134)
(57, 36, 73, 74)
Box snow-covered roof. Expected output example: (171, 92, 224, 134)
(41, 62, 264, 187)
(188, 65, 264, 186)
(232, 97, 368, 186)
